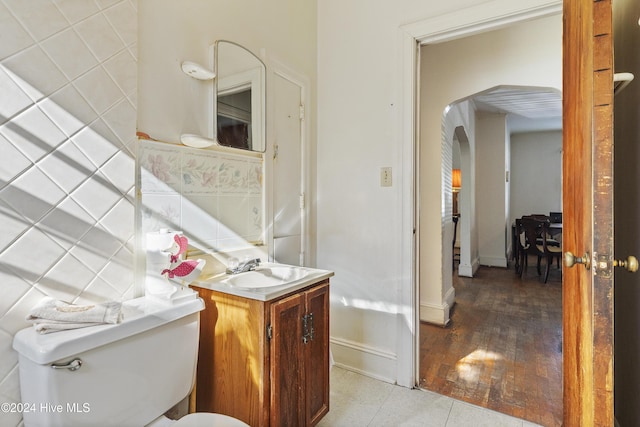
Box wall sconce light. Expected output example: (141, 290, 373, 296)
(452, 169, 461, 191)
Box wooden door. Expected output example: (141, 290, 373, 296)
(304, 283, 330, 426)
(269, 283, 330, 426)
(270, 293, 306, 427)
(562, 0, 615, 425)
(193, 287, 269, 426)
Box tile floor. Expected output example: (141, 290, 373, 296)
(318, 366, 542, 427)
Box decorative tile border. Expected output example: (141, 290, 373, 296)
(217, 155, 248, 195)
(182, 150, 219, 194)
(138, 140, 264, 250)
(248, 159, 263, 195)
(139, 141, 181, 193)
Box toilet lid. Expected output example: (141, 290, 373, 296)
(174, 413, 250, 427)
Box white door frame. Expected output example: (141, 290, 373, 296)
(396, 0, 562, 388)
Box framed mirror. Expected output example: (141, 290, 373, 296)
(212, 40, 266, 152)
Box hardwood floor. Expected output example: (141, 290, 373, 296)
(419, 258, 562, 427)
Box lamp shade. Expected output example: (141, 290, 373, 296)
(452, 169, 461, 190)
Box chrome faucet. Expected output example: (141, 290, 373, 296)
(226, 258, 261, 275)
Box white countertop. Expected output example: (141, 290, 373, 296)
(191, 262, 334, 301)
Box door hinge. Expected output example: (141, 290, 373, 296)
(299, 104, 305, 121)
(302, 313, 314, 344)
(267, 324, 273, 341)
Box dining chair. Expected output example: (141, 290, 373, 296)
(514, 218, 526, 275)
(517, 215, 545, 275)
(526, 214, 561, 250)
(452, 214, 460, 269)
(519, 216, 562, 283)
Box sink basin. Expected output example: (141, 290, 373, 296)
(195, 263, 334, 301)
(223, 265, 309, 289)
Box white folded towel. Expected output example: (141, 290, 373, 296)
(26, 297, 123, 334)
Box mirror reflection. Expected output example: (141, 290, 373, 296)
(213, 40, 266, 152)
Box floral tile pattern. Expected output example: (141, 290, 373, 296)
(218, 155, 248, 195)
(182, 150, 218, 194)
(139, 142, 180, 193)
(248, 161, 262, 195)
(138, 140, 264, 251)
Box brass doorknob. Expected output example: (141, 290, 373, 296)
(614, 256, 639, 273)
(564, 251, 591, 270)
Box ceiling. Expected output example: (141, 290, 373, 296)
(471, 86, 562, 133)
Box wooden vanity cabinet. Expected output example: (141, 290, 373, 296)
(192, 280, 330, 427)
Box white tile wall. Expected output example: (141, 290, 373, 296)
(0, 2, 137, 425)
(138, 140, 264, 254)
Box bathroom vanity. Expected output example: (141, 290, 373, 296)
(190, 264, 333, 426)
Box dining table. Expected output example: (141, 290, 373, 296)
(548, 222, 562, 239)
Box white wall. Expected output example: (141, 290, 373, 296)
(476, 112, 509, 267)
(318, 1, 561, 384)
(454, 106, 479, 277)
(0, 2, 137, 426)
(421, 101, 476, 325)
(510, 131, 562, 226)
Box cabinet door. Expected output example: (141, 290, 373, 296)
(305, 283, 330, 426)
(270, 293, 305, 427)
(193, 287, 268, 426)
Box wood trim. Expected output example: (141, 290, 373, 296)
(591, 1, 615, 424)
(563, 0, 595, 424)
(563, 0, 615, 424)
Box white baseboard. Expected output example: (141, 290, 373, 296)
(458, 257, 480, 277)
(444, 285, 455, 310)
(479, 255, 507, 268)
(419, 300, 452, 326)
(329, 337, 397, 384)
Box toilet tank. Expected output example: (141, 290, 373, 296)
(12, 296, 204, 427)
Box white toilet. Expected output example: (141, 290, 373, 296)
(12, 296, 249, 427)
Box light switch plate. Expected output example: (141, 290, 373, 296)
(381, 167, 392, 187)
